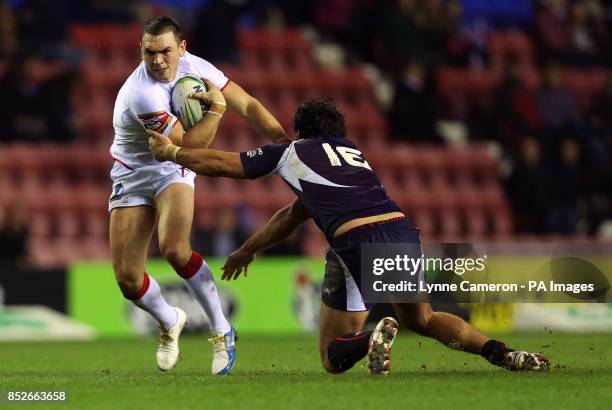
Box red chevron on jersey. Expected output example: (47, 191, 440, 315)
(138, 111, 172, 133)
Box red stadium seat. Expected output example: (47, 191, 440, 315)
(489, 208, 513, 240)
(437, 68, 468, 96)
(28, 237, 60, 267)
(411, 209, 435, 239)
(439, 209, 462, 242)
(238, 28, 310, 56)
(465, 209, 487, 240)
(80, 237, 111, 260)
(468, 145, 498, 178)
(337, 68, 372, 101)
(100, 24, 142, 57)
(56, 211, 81, 240)
(413, 146, 446, 177)
(289, 52, 315, 74)
(83, 211, 108, 240)
(468, 70, 500, 93)
(70, 23, 142, 60)
(563, 68, 608, 112)
(292, 70, 321, 98)
(454, 180, 484, 212)
(69, 24, 101, 50)
(29, 212, 53, 240)
(481, 183, 508, 211)
(489, 30, 534, 67)
(378, 170, 402, 199)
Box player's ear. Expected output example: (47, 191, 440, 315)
(179, 39, 186, 56)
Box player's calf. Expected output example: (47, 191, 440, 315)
(114, 269, 145, 298)
(119, 272, 185, 371)
(175, 251, 232, 334)
(325, 330, 374, 373)
(174, 251, 236, 375)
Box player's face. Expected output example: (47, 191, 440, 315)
(141, 32, 186, 83)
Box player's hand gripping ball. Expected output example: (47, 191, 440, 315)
(171, 75, 225, 129)
(188, 77, 226, 107)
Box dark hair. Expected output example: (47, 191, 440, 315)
(293, 98, 346, 139)
(142, 16, 181, 41)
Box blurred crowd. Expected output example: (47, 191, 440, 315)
(297, 0, 612, 236)
(1, 0, 611, 260)
(0, 201, 28, 264)
(191, 205, 303, 258)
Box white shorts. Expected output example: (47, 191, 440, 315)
(108, 160, 196, 211)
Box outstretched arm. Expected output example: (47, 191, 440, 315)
(221, 198, 312, 280)
(147, 129, 246, 178)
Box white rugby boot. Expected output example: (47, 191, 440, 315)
(501, 351, 550, 372)
(367, 317, 399, 375)
(208, 327, 237, 375)
(156, 307, 187, 371)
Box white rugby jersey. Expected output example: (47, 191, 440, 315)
(110, 51, 229, 168)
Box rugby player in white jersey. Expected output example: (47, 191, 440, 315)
(109, 16, 288, 375)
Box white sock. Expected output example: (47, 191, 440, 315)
(183, 260, 231, 334)
(132, 273, 178, 331)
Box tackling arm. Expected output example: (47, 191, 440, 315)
(176, 147, 245, 178)
(221, 198, 311, 280)
(221, 198, 312, 280)
(242, 198, 311, 254)
(147, 129, 246, 178)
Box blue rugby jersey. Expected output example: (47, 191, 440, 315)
(239, 135, 405, 241)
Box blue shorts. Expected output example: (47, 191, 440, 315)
(322, 218, 421, 312)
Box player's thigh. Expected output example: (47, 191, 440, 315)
(109, 205, 156, 280)
(155, 183, 194, 259)
(392, 302, 433, 332)
(319, 303, 369, 361)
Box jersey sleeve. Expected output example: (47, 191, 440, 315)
(188, 53, 230, 90)
(130, 84, 178, 136)
(240, 143, 290, 179)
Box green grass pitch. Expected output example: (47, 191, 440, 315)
(0, 333, 610, 410)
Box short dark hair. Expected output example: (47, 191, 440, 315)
(142, 16, 181, 41)
(293, 98, 346, 139)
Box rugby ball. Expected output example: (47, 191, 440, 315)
(171, 75, 210, 130)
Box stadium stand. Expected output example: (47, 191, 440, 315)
(2, 0, 609, 266)
(0, 25, 516, 265)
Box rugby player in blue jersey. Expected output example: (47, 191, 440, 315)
(147, 82, 549, 375)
